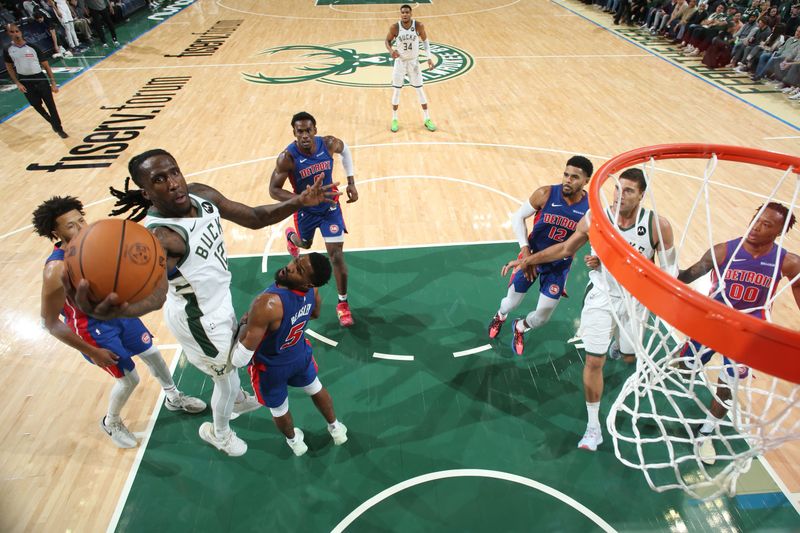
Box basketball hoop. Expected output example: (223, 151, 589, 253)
(589, 144, 800, 499)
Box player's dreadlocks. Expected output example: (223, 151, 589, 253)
(108, 149, 174, 221)
(109, 176, 149, 221)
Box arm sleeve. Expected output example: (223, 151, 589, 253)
(231, 341, 255, 368)
(423, 39, 431, 59)
(659, 247, 678, 276)
(340, 141, 354, 177)
(511, 200, 537, 248)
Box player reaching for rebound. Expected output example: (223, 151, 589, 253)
(502, 169, 676, 452)
(677, 202, 800, 465)
(34, 196, 206, 449)
(230, 253, 348, 457)
(270, 111, 359, 327)
(385, 4, 436, 133)
(488, 156, 593, 355)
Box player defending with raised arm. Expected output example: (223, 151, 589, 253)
(385, 4, 436, 133)
(231, 253, 347, 457)
(35, 196, 205, 449)
(66, 149, 338, 457)
(677, 202, 800, 464)
(488, 156, 592, 355)
(270, 111, 359, 328)
(502, 168, 676, 452)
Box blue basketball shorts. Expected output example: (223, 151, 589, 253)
(293, 204, 347, 244)
(680, 339, 749, 380)
(78, 317, 153, 378)
(249, 348, 319, 408)
(510, 265, 570, 300)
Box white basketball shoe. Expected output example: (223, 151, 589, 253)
(164, 391, 207, 414)
(231, 390, 261, 419)
(328, 422, 348, 445)
(578, 426, 604, 451)
(101, 416, 137, 448)
(198, 422, 247, 457)
(287, 428, 308, 456)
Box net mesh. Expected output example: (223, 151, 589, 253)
(593, 149, 800, 500)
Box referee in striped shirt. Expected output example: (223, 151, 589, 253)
(3, 22, 68, 138)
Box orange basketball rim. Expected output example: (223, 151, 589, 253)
(588, 144, 800, 384)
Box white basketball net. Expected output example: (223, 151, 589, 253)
(595, 153, 800, 500)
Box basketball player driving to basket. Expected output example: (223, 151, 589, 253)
(63, 149, 339, 457)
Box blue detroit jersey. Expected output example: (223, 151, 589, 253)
(287, 136, 335, 216)
(254, 284, 316, 365)
(529, 184, 589, 270)
(711, 238, 787, 318)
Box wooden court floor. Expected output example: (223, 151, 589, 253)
(1, 0, 799, 530)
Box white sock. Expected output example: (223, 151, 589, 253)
(423, 108, 430, 120)
(137, 347, 179, 401)
(107, 369, 140, 422)
(392, 109, 398, 120)
(287, 430, 301, 444)
(515, 320, 527, 333)
(495, 311, 507, 321)
(338, 294, 347, 302)
(700, 413, 722, 434)
(586, 402, 601, 429)
(328, 419, 340, 431)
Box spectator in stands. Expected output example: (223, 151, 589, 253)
(759, 25, 800, 81)
(738, 22, 786, 72)
(682, 3, 729, 56)
(3, 21, 68, 137)
(31, 8, 69, 58)
(729, 16, 771, 65)
(785, 4, 799, 36)
(48, 0, 78, 51)
(85, 0, 117, 47)
(68, 0, 91, 43)
(702, 19, 739, 66)
(668, 0, 700, 41)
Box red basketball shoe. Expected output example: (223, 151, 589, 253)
(285, 227, 299, 258)
(337, 301, 354, 327)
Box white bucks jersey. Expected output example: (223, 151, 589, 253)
(396, 20, 419, 60)
(587, 207, 657, 296)
(143, 194, 232, 314)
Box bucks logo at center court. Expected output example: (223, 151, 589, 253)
(242, 39, 472, 87)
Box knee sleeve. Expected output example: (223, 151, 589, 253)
(269, 398, 289, 417)
(137, 346, 174, 389)
(302, 377, 322, 396)
(415, 86, 428, 105)
(525, 295, 559, 329)
(392, 87, 401, 106)
(499, 286, 526, 315)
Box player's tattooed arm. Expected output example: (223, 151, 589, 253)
(677, 242, 727, 284)
(189, 181, 339, 230)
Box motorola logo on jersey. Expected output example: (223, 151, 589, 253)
(242, 40, 473, 88)
(637, 226, 646, 236)
(202, 202, 214, 214)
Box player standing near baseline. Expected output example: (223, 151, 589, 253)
(677, 202, 800, 464)
(385, 4, 436, 133)
(488, 156, 593, 355)
(270, 112, 359, 328)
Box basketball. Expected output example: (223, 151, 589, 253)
(64, 219, 166, 304)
